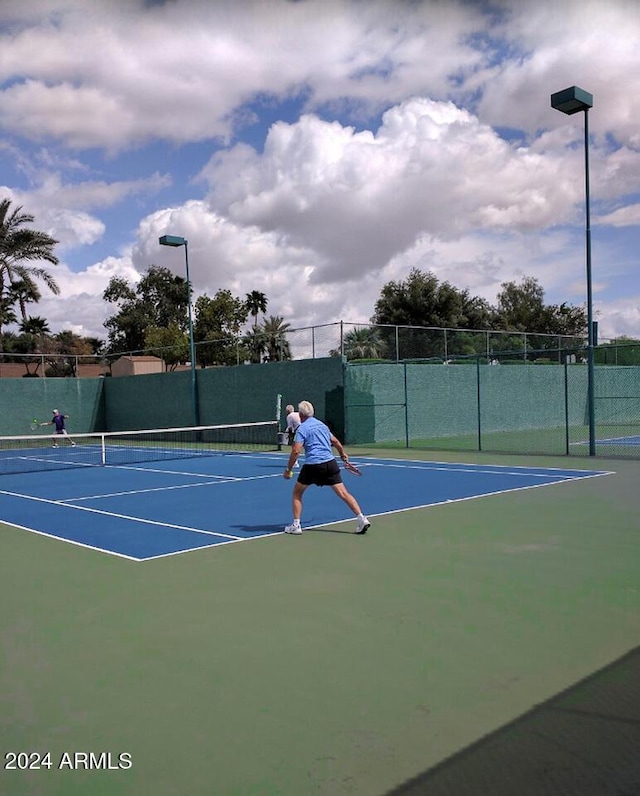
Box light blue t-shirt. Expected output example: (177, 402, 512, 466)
(294, 416, 334, 464)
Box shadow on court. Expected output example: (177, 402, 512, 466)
(229, 523, 284, 533)
(387, 646, 640, 796)
(230, 523, 364, 534)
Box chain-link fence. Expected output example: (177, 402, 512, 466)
(0, 321, 594, 377)
(345, 344, 640, 458)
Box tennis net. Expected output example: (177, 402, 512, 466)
(0, 421, 279, 476)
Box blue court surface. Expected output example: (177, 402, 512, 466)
(570, 432, 640, 448)
(595, 434, 640, 446)
(0, 452, 612, 561)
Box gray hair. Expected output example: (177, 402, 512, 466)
(298, 400, 314, 417)
(285, 404, 295, 414)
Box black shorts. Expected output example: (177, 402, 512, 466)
(298, 459, 342, 487)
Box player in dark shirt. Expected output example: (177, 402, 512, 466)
(41, 409, 76, 448)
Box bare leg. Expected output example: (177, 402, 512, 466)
(292, 482, 309, 520)
(331, 483, 364, 516)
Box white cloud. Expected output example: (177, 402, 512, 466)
(2, 171, 172, 250)
(11, 255, 141, 339)
(199, 98, 587, 289)
(2, 0, 640, 342)
(595, 298, 640, 340)
(597, 203, 640, 227)
(0, 0, 488, 150)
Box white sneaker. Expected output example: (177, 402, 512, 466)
(284, 523, 302, 535)
(355, 516, 370, 535)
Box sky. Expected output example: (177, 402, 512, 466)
(1, 0, 639, 346)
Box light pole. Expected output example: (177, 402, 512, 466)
(550, 85, 595, 456)
(159, 234, 199, 427)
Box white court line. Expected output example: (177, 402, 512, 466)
(0, 459, 614, 563)
(0, 488, 242, 540)
(97, 464, 239, 477)
(358, 461, 614, 478)
(143, 467, 616, 562)
(139, 531, 287, 562)
(358, 454, 613, 474)
(14, 455, 99, 469)
(0, 519, 140, 561)
(571, 436, 640, 445)
(62, 472, 282, 502)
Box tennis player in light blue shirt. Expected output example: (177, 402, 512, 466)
(282, 400, 370, 536)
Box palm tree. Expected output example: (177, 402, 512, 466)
(19, 316, 50, 336)
(9, 278, 42, 323)
(245, 290, 268, 330)
(341, 327, 388, 360)
(0, 198, 59, 349)
(242, 326, 267, 364)
(0, 296, 17, 331)
(261, 315, 292, 362)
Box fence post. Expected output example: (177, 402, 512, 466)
(404, 362, 409, 448)
(476, 355, 482, 451)
(564, 356, 570, 455)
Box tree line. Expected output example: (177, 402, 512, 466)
(102, 268, 290, 367)
(337, 268, 590, 361)
(2, 196, 638, 371)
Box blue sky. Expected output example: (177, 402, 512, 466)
(1, 0, 639, 342)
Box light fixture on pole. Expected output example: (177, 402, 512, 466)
(550, 85, 595, 456)
(159, 234, 199, 427)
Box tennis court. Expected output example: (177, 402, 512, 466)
(0, 426, 610, 560)
(1, 431, 639, 795)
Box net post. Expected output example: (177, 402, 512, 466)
(101, 433, 106, 465)
(276, 393, 283, 450)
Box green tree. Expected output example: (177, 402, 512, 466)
(372, 269, 493, 329)
(103, 266, 190, 353)
(144, 324, 190, 371)
(595, 336, 640, 366)
(331, 326, 388, 360)
(259, 315, 291, 362)
(0, 198, 59, 349)
(541, 302, 587, 339)
(245, 290, 268, 330)
(0, 296, 18, 336)
(85, 337, 106, 357)
(494, 276, 545, 332)
(242, 326, 267, 364)
(45, 330, 93, 377)
(19, 315, 50, 336)
(194, 290, 249, 366)
(9, 278, 42, 323)
(12, 332, 43, 376)
(494, 276, 586, 351)
(372, 269, 495, 358)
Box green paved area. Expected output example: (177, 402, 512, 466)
(1, 450, 639, 796)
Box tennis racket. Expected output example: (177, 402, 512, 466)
(29, 418, 40, 431)
(343, 460, 362, 476)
